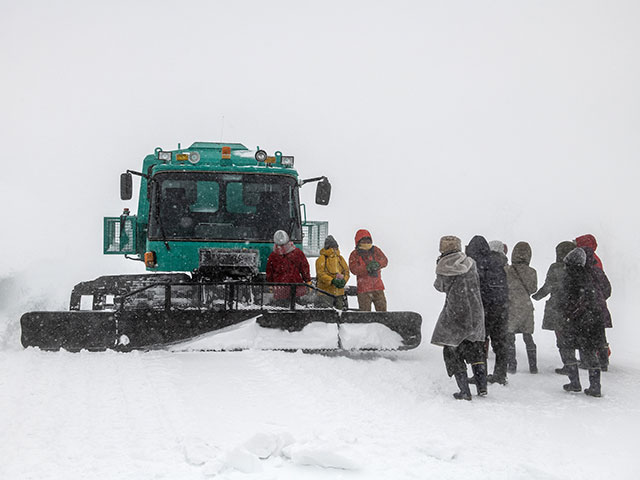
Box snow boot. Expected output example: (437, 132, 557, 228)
(471, 363, 488, 396)
(555, 366, 569, 375)
(563, 364, 582, 392)
(527, 347, 538, 374)
(453, 372, 472, 401)
(584, 369, 602, 397)
(487, 362, 508, 385)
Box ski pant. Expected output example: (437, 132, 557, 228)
(484, 302, 509, 376)
(357, 290, 387, 312)
(506, 332, 536, 363)
(557, 320, 603, 370)
(443, 340, 485, 377)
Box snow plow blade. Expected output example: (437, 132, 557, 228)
(20, 277, 421, 352)
(255, 310, 421, 350)
(21, 309, 421, 352)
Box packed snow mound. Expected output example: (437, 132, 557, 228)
(339, 322, 403, 350)
(187, 431, 360, 476)
(171, 318, 340, 351)
(170, 318, 406, 351)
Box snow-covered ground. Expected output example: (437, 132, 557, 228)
(1, 302, 638, 478)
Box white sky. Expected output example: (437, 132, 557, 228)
(1, 1, 639, 340)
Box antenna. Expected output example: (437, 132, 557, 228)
(220, 115, 225, 141)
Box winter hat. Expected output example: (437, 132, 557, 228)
(439, 236, 462, 255)
(324, 235, 339, 249)
(273, 230, 290, 246)
(488, 240, 504, 254)
(564, 247, 586, 267)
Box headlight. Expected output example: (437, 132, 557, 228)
(158, 151, 172, 161)
(255, 150, 268, 162)
(189, 151, 200, 164)
(281, 156, 294, 167)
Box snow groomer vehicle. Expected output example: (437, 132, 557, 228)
(21, 142, 422, 351)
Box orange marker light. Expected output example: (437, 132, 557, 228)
(221, 146, 231, 160)
(144, 251, 157, 268)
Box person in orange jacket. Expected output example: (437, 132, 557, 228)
(348, 229, 388, 312)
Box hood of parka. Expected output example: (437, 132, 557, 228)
(436, 251, 474, 276)
(465, 235, 490, 261)
(354, 229, 373, 246)
(511, 241, 532, 265)
(576, 234, 598, 251)
(555, 241, 576, 263)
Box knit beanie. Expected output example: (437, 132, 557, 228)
(564, 247, 586, 267)
(273, 230, 290, 246)
(439, 235, 462, 255)
(488, 240, 504, 254)
(324, 235, 339, 249)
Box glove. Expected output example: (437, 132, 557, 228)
(366, 261, 381, 273)
(332, 278, 346, 289)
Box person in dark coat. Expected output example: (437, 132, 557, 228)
(575, 234, 611, 370)
(557, 247, 607, 397)
(505, 241, 538, 374)
(532, 241, 576, 374)
(465, 235, 509, 385)
(349, 229, 388, 312)
(582, 246, 612, 371)
(432, 236, 487, 400)
(266, 230, 311, 305)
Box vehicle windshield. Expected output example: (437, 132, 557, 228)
(149, 172, 302, 242)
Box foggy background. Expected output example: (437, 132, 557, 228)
(1, 1, 638, 355)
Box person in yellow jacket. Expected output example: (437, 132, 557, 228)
(315, 235, 350, 309)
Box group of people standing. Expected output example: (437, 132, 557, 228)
(265, 228, 389, 312)
(431, 233, 612, 401)
(264, 227, 612, 401)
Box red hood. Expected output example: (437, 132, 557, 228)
(576, 234, 598, 251)
(355, 229, 372, 246)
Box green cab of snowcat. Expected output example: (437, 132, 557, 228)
(104, 142, 331, 274)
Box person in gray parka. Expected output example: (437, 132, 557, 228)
(505, 241, 538, 374)
(432, 236, 487, 400)
(532, 241, 576, 374)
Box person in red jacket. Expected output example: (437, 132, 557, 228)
(266, 230, 311, 305)
(348, 229, 388, 312)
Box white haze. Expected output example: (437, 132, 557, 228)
(1, 3, 639, 354)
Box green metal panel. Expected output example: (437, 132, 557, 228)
(145, 240, 302, 273)
(104, 216, 137, 254)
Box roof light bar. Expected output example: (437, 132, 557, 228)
(281, 156, 294, 167)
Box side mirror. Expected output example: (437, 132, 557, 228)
(120, 172, 133, 200)
(315, 178, 331, 205)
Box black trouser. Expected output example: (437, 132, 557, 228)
(506, 333, 536, 363)
(557, 320, 603, 370)
(484, 302, 509, 377)
(443, 340, 485, 377)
